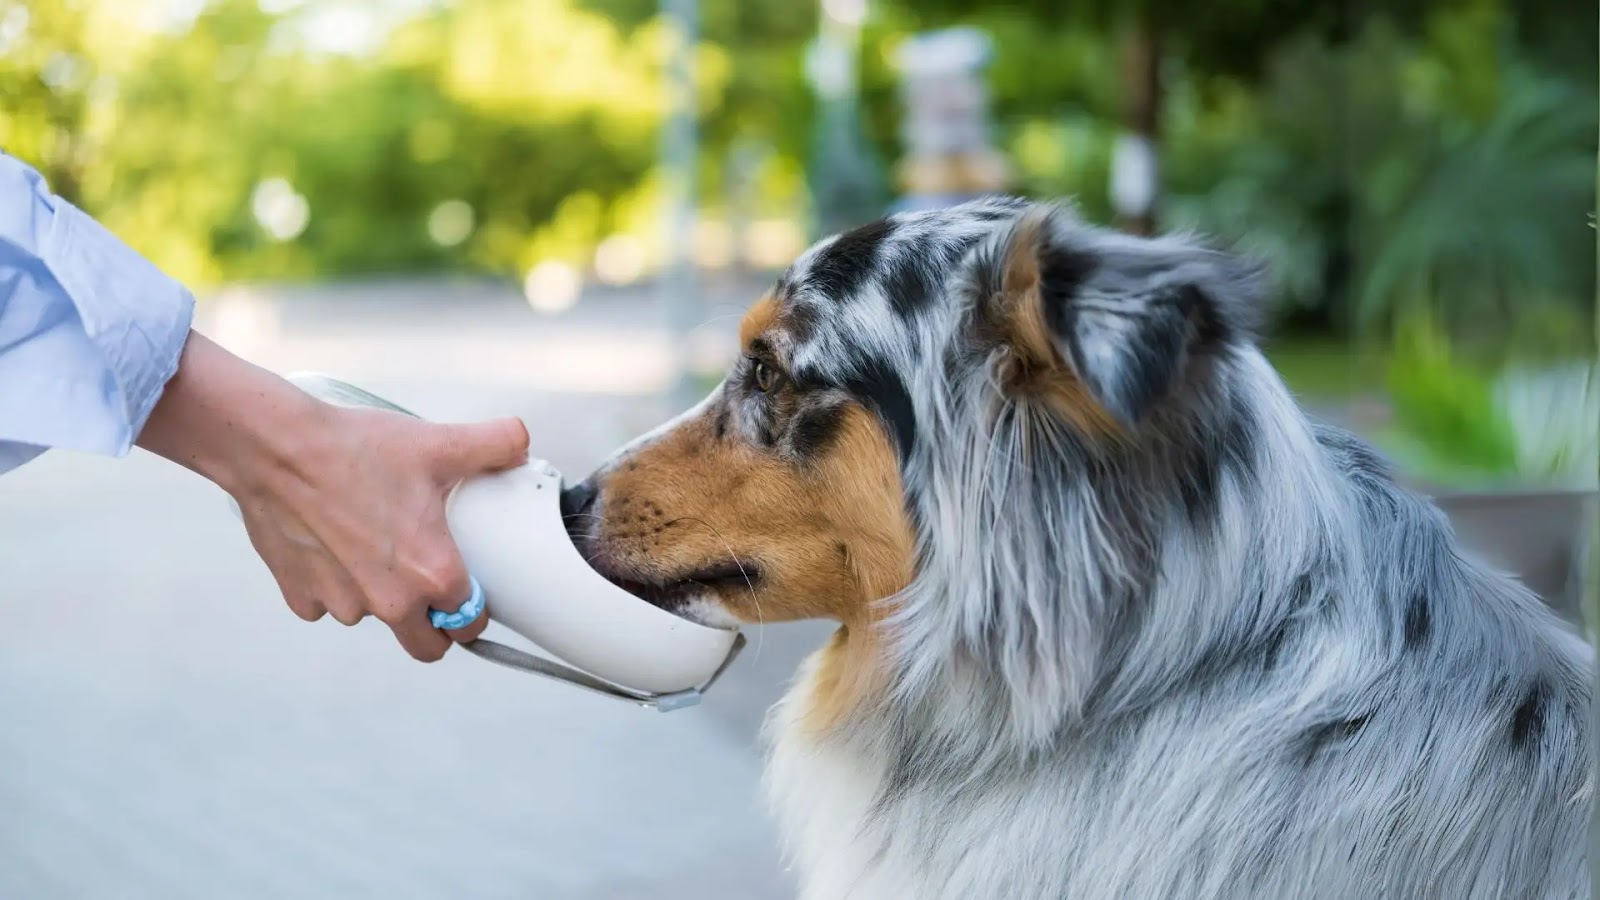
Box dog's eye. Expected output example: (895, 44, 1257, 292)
(751, 359, 779, 393)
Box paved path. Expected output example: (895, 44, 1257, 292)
(0, 282, 833, 899)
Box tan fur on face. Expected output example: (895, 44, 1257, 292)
(591, 402, 912, 625)
(740, 293, 780, 346)
(584, 299, 914, 729)
(588, 297, 915, 621)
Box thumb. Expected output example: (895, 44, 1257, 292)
(434, 417, 530, 478)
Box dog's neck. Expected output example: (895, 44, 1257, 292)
(807, 355, 1364, 761)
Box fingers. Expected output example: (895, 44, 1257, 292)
(283, 589, 328, 623)
(245, 520, 331, 623)
(423, 559, 488, 645)
(376, 550, 480, 661)
(278, 545, 367, 626)
(443, 608, 489, 644)
(386, 612, 453, 663)
(313, 556, 369, 626)
(433, 417, 530, 478)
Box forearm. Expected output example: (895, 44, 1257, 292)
(134, 331, 327, 498)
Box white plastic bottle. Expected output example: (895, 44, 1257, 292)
(234, 374, 743, 710)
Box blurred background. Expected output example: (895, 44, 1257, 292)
(0, 0, 1595, 897)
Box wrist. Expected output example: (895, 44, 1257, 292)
(135, 331, 329, 498)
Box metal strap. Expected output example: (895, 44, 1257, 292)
(461, 632, 747, 712)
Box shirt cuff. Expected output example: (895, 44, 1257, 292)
(40, 197, 196, 447)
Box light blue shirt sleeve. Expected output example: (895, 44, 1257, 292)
(0, 151, 195, 475)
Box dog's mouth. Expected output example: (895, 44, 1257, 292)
(599, 563, 762, 616)
(563, 516, 758, 622)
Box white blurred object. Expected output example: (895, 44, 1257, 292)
(821, 0, 866, 27)
(208, 286, 281, 359)
(690, 219, 733, 270)
(0, 5, 29, 55)
(745, 219, 806, 269)
(251, 177, 310, 242)
(523, 260, 582, 314)
(891, 27, 1007, 202)
(426, 199, 474, 247)
(1110, 134, 1158, 220)
(805, 33, 854, 99)
(593, 234, 648, 285)
(1496, 361, 1599, 488)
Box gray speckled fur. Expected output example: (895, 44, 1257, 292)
(758, 200, 1593, 900)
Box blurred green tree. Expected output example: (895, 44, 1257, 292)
(1164, 9, 1596, 344)
(0, 0, 95, 202)
(0, 0, 1589, 358)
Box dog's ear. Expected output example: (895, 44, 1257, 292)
(973, 204, 1261, 428)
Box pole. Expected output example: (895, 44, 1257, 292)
(661, 0, 700, 414)
(807, 0, 881, 239)
(1588, 16, 1599, 892)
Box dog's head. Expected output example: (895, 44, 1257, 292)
(564, 198, 1264, 666)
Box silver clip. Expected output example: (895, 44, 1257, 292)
(461, 633, 747, 711)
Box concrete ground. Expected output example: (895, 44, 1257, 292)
(0, 280, 833, 899)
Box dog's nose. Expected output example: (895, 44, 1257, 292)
(560, 477, 600, 521)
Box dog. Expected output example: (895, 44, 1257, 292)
(561, 198, 1594, 899)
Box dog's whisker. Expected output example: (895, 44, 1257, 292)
(670, 515, 764, 661)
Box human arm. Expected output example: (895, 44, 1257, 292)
(136, 331, 528, 659)
(0, 152, 527, 659)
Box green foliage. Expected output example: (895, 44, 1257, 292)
(1354, 65, 1596, 337)
(0, 0, 94, 202)
(1382, 317, 1521, 478)
(0, 0, 1592, 357)
(1165, 6, 1596, 345)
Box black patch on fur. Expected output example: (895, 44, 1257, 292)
(805, 218, 895, 301)
(1299, 713, 1372, 764)
(1261, 573, 1315, 671)
(1180, 572, 1311, 687)
(790, 403, 846, 459)
(880, 242, 942, 321)
(971, 202, 1025, 221)
(1261, 620, 1292, 671)
(882, 233, 988, 323)
(713, 400, 731, 441)
(1179, 282, 1232, 348)
(1313, 423, 1397, 490)
(1173, 390, 1257, 528)
(1059, 300, 1189, 426)
(1036, 245, 1099, 339)
(1510, 681, 1547, 749)
(841, 355, 916, 462)
(786, 300, 821, 343)
(1403, 590, 1431, 649)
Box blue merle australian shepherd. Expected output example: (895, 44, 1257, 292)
(563, 198, 1594, 898)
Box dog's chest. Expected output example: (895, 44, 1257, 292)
(764, 671, 1092, 900)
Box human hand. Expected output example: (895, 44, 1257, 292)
(138, 333, 529, 660)
(234, 402, 527, 659)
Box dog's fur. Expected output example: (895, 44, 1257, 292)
(565, 198, 1595, 899)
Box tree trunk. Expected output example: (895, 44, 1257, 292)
(1113, 18, 1160, 236)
